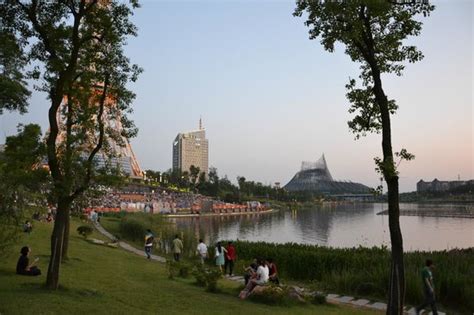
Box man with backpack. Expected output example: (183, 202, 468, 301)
(144, 229, 155, 259)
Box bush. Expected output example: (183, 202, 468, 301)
(311, 292, 327, 305)
(167, 261, 191, 279)
(76, 225, 93, 239)
(192, 264, 207, 287)
(249, 285, 287, 305)
(192, 264, 221, 292)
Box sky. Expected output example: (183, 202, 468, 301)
(0, 0, 472, 192)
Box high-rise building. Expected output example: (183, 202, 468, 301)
(172, 119, 209, 176)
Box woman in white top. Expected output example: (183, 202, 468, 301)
(239, 259, 269, 299)
(253, 262, 269, 285)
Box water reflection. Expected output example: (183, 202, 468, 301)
(170, 203, 474, 251)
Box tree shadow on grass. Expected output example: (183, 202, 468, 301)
(15, 282, 103, 299)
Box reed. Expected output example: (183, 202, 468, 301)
(234, 241, 474, 312)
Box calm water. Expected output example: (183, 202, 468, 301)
(170, 203, 474, 251)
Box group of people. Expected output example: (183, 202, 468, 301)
(196, 240, 237, 275)
(239, 258, 279, 299)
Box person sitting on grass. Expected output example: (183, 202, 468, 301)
(266, 258, 279, 285)
(16, 246, 41, 276)
(243, 258, 258, 285)
(23, 221, 33, 234)
(239, 258, 269, 299)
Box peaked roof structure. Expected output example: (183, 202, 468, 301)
(284, 154, 371, 195)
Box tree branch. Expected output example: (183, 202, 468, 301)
(70, 75, 109, 200)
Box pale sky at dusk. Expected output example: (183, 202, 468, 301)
(0, 0, 472, 192)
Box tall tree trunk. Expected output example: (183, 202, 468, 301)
(62, 214, 70, 261)
(372, 69, 405, 315)
(46, 199, 70, 289)
(386, 177, 404, 314)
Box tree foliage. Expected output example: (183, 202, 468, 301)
(0, 9, 31, 114)
(0, 124, 48, 256)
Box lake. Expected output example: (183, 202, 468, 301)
(170, 203, 474, 251)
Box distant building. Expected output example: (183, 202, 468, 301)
(417, 179, 474, 192)
(0, 144, 5, 153)
(172, 119, 209, 176)
(284, 154, 372, 196)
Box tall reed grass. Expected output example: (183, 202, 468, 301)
(234, 241, 474, 312)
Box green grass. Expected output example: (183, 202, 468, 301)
(0, 220, 378, 315)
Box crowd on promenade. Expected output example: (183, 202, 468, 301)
(83, 188, 269, 215)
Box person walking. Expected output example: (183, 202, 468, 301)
(144, 229, 155, 259)
(416, 259, 438, 315)
(215, 241, 227, 273)
(196, 239, 208, 264)
(172, 234, 183, 262)
(224, 241, 236, 276)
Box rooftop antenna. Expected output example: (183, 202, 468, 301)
(199, 116, 203, 130)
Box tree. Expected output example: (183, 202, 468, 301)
(3, 0, 141, 289)
(0, 124, 48, 256)
(294, 1, 433, 313)
(0, 14, 30, 114)
(189, 165, 200, 189)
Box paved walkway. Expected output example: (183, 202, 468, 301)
(93, 222, 444, 315)
(93, 222, 166, 263)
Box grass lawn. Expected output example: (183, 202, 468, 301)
(0, 219, 381, 315)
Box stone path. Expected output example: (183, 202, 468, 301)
(93, 222, 445, 315)
(93, 222, 166, 263)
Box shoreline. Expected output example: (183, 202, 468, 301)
(162, 208, 275, 218)
(377, 210, 474, 219)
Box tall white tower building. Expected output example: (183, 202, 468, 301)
(172, 119, 209, 175)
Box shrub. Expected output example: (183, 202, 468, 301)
(76, 225, 93, 239)
(192, 264, 221, 292)
(192, 264, 207, 287)
(311, 292, 327, 305)
(179, 264, 191, 278)
(167, 261, 191, 279)
(248, 285, 306, 306)
(167, 260, 178, 279)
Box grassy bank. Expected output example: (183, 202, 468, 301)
(101, 212, 474, 314)
(0, 219, 376, 315)
(233, 241, 474, 313)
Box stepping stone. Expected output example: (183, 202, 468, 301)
(229, 276, 243, 281)
(351, 299, 370, 306)
(369, 302, 387, 310)
(335, 296, 354, 303)
(327, 294, 339, 300)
